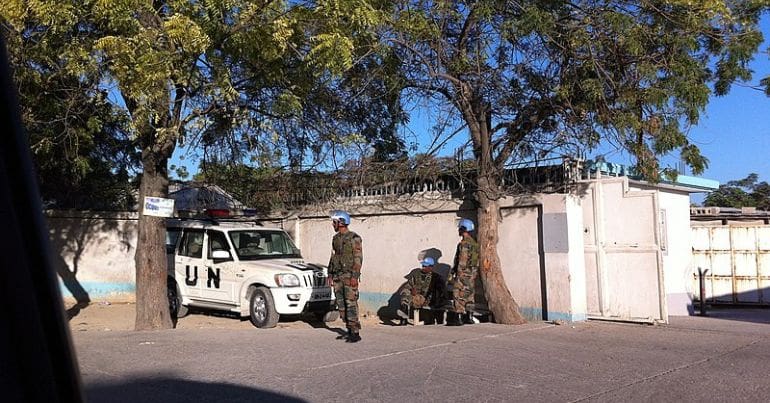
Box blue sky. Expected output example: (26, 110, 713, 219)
(173, 15, 770, 204)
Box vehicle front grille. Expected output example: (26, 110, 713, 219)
(302, 271, 327, 288)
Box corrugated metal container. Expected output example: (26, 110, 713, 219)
(692, 225, 770, 304)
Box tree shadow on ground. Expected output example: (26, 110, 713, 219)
(86, 376, 307, 403)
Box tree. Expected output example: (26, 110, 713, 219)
(1, 4, 139, 210)
(195, 0, 407, 170)
(2, 0, 386, 329)
(705, 173, 770, 210)
(382, 0, 768, 323)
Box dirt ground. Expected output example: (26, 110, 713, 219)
(64, 301, 384, 332)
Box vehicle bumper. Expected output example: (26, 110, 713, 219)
(271, 287, 335, 315)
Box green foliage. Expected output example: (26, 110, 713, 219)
(1, 1, 140, 209)
(383, 0, 769, 184)
(2, 0, 404, 206)
(704, 173, 770, 210)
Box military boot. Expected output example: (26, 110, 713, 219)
(396, 304, 411, 325)
(435, 310, 445, 325)
(346, 331, 361, 343)
(336, 329, 351, 340)
(462, 312, 474, 325)
(445, 312, 463, 326)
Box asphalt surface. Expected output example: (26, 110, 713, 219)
(73, 309, 770, 402)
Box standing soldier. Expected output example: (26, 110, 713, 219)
(327, 210, 363, 342)
(447, 218, 479, 326)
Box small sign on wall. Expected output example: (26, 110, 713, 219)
(143, 197, 175, 217)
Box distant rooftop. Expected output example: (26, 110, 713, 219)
(691, 206, 770, 223)
(584, 160, 720, 193)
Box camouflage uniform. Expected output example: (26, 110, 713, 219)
(451, 236, 479, 314)
(400, 269, 441, 309)
(328, 230, 363, 332)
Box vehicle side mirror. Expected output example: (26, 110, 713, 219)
(211, 250, 231, 260)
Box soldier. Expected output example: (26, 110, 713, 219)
(396, 257, 445, 325)
(327, 210, 363, 342)
(447, 218, 479, 326)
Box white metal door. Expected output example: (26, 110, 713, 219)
(583, 179, 666, 323)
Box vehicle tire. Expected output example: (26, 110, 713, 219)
(249, 287, 279, 328)
(167, 281, 188, 319)
(316, 310, 339, 323)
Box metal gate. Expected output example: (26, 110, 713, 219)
(583, 179, 666, 323)
(691, 225, 770, 304)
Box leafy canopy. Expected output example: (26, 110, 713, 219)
(1, 0, 405, 207)
(705, 173, 770, 210)
(383, 0, 768, 182)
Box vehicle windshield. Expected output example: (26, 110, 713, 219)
(229, 230, 301, 260)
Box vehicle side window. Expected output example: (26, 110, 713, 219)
(208, 230, 229, 256)
(166, 229, 181, 254)
(179, 230, 204, 258)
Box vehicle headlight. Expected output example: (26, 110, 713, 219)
(274, 273, 300, 287)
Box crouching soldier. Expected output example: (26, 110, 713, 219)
(397, 257, 446, 325)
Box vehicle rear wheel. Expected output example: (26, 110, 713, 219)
(249, 287, 279, 328)
(168, 282, 188, 319)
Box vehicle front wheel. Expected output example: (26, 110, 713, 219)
(168, 282, 188, 319)
(249, 287, 279, 328)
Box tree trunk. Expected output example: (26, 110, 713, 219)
(476, 175, 527, 325)
(134, 148, 173, 330)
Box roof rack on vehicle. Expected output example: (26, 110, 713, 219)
(173, 209, 263, 226)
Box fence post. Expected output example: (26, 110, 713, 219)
(698, 267, 709, 316)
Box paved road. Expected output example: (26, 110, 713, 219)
(73, 310, 770, 402)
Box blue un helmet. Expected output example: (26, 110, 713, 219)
(330, 210, 351, 225)
(458, 218, 475, 232)
(421, 257, 435, 267)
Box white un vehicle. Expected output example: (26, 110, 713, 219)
(165, 216, 337, 328)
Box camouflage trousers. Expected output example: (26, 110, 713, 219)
(333, 274, 360, 331)
(451, 274, 475, 314)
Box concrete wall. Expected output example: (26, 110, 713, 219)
(295, 199, 469, 318)
(47, 211, 138, 303)
(293, 194, 587, 322)
(657, 190, 696, 316)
